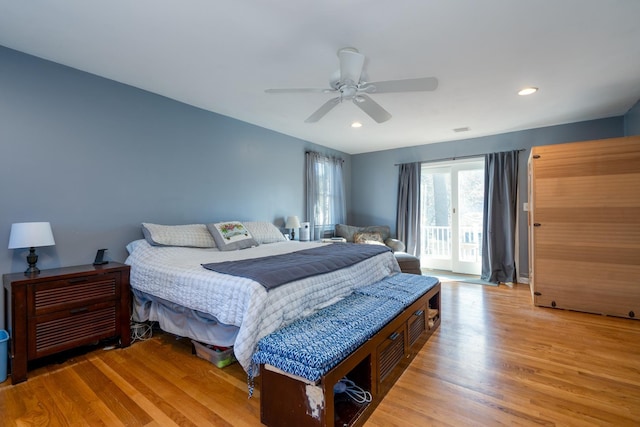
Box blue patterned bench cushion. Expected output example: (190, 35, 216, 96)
(354, 273, 439, 306)
(252, 273, 439, 383)
(252, 293, 404, 382)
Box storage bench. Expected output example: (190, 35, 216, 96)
(254, 273, 441, 427)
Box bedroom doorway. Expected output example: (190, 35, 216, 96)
(420, 159, 484, 275)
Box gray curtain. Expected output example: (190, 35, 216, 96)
(396, 162, 421, 256)
(481, 150, 519, 283)
(305, 151, 346, 241)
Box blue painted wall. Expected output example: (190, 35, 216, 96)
(625, 100, 640, 136)
(349, 117, 625, 280)
(0, 46, 350, 322)
(1, 43, 635, 330)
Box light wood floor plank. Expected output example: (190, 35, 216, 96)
(89, 358, 181, 427)
(38, 368, 106, 427)
(101, 343, 231, 426)
(1, 281, 639, 426)
(62, 367, 123, 427)
(73, 360, 153, 425)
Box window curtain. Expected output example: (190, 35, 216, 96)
(481, 150, 519, 283)
(396, 162, 421, 256)
(305, 151, 346, 241)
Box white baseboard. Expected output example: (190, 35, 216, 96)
(517, 276, 530, 285)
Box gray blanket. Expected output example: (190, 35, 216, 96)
(202, 243, 391, 290)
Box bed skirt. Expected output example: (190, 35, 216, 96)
(131, 289, 240, 347)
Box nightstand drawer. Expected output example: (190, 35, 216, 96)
(30, 304, 117, 358)
(29, 272, 120, 316)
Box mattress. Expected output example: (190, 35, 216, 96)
(125, 239, 400, 372)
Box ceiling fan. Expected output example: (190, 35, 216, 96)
(265, 47, 438, 124)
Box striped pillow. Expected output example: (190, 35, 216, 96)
(141, 223, 216, 248)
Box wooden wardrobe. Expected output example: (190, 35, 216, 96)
(528, 136, 640, 319)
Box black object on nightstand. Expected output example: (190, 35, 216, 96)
(93, 248, 109, 265)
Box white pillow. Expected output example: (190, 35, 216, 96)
(141, 223, 217, 248)
(207, 221, 258, 251)
(244, 221, 287, 244)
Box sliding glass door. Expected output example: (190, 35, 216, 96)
(420, 159, 484, 275)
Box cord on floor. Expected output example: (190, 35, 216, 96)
(130, 320, 155, 343)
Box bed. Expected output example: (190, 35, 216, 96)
(124, 221, 401, 373)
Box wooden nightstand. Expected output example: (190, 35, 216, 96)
(3, 263, 131, 384)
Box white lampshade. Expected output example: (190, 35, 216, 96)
(285, 216, 301, 229)
(8, 222, 56, 249)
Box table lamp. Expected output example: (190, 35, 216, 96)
(8, 222, 56, 275)
(285, 216, 301, 240)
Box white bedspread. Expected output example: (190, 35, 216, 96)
(125, 239, 400, 372)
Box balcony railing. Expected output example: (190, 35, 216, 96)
(421, 226, 483, 262)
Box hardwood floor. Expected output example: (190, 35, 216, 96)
(1, 282, 639, 426)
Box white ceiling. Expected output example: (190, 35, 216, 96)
(1, 0, 639, 154)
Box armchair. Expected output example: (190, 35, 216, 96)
(334, 224, 422, 275)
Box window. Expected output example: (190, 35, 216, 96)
(305, 152, 346, 240)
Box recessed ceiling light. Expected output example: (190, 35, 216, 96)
(453, 127, 470, 133)
(351, 121, 362, 128)
(518, 87, 538, 96)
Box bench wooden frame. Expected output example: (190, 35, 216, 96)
(260, 282, 441, 427)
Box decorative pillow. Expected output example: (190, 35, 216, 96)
(207, 221, 258, 251)
(141, 223, 217, 248)
(353, 231, 385, 245)
(244, 221, 287, 244)
(335, 224, 392, 243)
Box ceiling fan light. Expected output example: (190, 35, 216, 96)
(351, 121, 362, 128)
(518, 87, 538, 96)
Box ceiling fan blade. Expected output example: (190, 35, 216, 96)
(353, 94, 392, 123)
(305, 97, 341, 123)
(339, 48, 365, 84)
(265, 88, 334, 94)
(361, 77, 438, 93)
